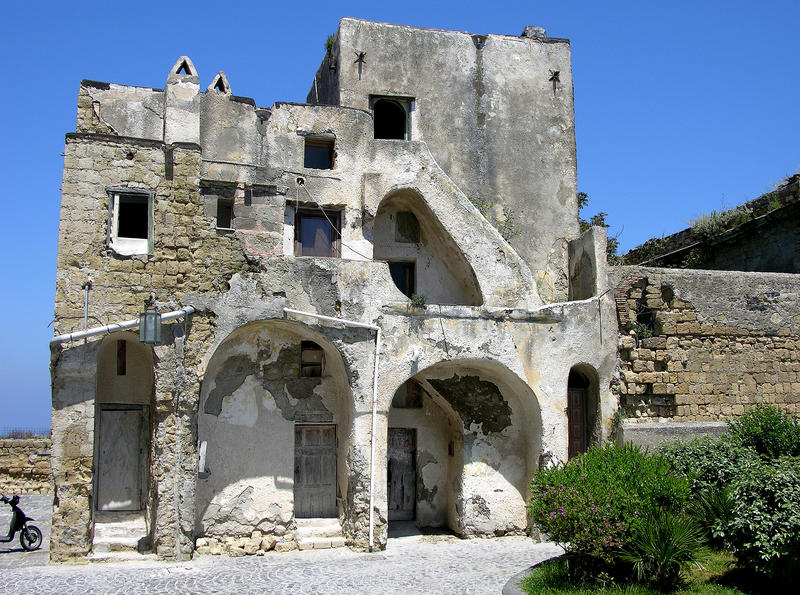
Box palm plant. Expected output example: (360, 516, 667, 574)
(621, 509, 705, 590)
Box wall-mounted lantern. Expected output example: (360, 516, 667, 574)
(139, 298, 161, 345)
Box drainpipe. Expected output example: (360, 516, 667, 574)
(50, 306, 196, 345)
(282, 308, 382, 552)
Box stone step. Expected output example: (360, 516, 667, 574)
(89, 550, 158, 563)
(296, 536, 347, 550)
(295, 518, 343, 539)
(92, 535, 148, 553)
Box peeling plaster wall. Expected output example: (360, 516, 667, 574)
(196, 323, 351, 538)
(52, 19, 617, 562)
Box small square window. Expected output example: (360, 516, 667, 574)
(216, 198, 233, 229)
(107, 189, 153, 255)
(294, 209, 341, 257)
(300, 341, 324, 377)
(304, 138, 335, 169)
(388, 261, 416, 298)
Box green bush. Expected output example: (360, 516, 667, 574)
(529, 443, 690, 577)
(620, 509, 705, 590)
(660, 436, 760, 493)
(726, 457, 800, 579)
(727, 404, 800, 459)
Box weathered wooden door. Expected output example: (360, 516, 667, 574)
(97, 406, 148, 511)
(294, 424, 337, 518)
(388, 427, 416, 521)
(567, 388, 587, 459)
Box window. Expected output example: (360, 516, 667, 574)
(107, 188, 154, 255)
(395, 211, 420, 243)
(216, 198, 233, 229)
(300, 341, 324, 377)
(116, 340, 126, 376)
(294, 209, 341, 257)
(372, 96, 412, 140)
(389, 261, 415, 298)
(304, 138, 335, 169)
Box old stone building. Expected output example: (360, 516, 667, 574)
(50, 17, 800, 564)
(50, 19, 617, 561)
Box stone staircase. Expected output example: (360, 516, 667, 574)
(90, 511, 156, 562)
(295, 518, 346, 550)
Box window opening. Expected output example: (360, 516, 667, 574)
(117, 195, 149, 239)
(304, 138, 335, 169)
(116, 340, 127, 376)
(395, 211, 420, 243)
(216, 198, 233, 229)
(295, 209, 341, 257)
(373, 97, 410, 140)
(108, 189, 153, 256)
(388, 261, 416, 298)
(300, 341, 324, 377)
(391, 380, 423, 408)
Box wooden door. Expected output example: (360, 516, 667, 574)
(388, 428, 416, 521)
(294, 425, 337, 518)
(568, 388, 587, 459)
(97, 406, 148, 511)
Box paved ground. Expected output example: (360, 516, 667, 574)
(0, 494, 51, 568)
(0, 496, 561, 594)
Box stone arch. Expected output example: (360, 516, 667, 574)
(373, 188, 483, 306)
(386, 358, 542, 537)
(93, 332, 154, 515)
(195, 319, 355, 542)
(567, 363, 601, 459)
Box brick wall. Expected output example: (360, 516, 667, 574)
(0, 439, 51, 494)
(611, 267, 800, 422)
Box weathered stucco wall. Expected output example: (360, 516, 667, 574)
(313, 19, 578, 302)
(611, 267, 800, 424)
(51, 20, 614, 563)
(0, 439, 51, 494)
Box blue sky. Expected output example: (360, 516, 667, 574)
(1, 0, 798, 429)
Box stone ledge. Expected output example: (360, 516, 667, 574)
(617, 420, 728, 449)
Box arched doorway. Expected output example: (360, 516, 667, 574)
(94, 332, 153, 513)
(567, 365, 601, 459)
(373, 98, 408, 139)
(387, 359, 541, 537)
(195, 320, 354, 541)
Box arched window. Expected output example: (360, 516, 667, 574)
(373, 98, 410, 140)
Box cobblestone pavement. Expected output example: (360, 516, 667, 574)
(0, 529, 561, 594)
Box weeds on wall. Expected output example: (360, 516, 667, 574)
(466, 194, 520, 242)
(577, 192, 622, 265)
(689, 205, 753, 239)
(324, 34, 335, 53)
(410, 293, 427, 309)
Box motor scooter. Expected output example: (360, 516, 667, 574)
(1, 495, 42, 551)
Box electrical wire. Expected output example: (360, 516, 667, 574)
(298, 184, 374, 261)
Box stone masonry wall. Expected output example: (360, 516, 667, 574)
(611, 266, 800, 422)
(0, 439, 51, 494)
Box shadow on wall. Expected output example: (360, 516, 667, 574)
(373, 189, 483, 306)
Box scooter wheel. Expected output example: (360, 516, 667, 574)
(20, 525, 42, 551)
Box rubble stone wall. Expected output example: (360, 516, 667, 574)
(0, 439, 51, 494)
(611, 267, 800, 423)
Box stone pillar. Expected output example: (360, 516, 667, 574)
(164, 56, 200, 146)
(151, 321, 198, 560)
(49, 341, 100, 563)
